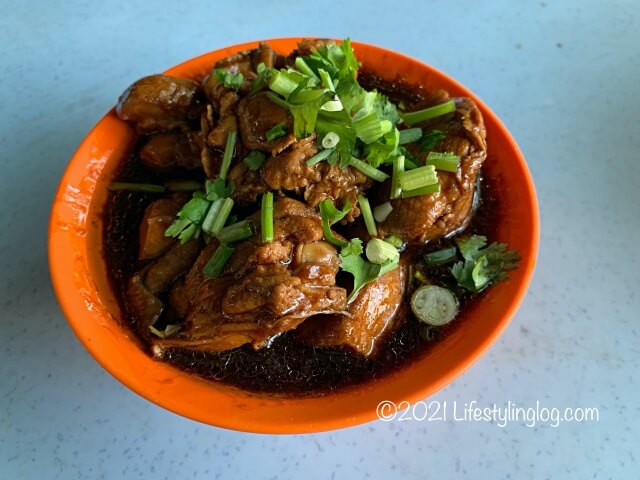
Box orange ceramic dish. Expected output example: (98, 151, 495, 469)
(48, 38, 539, 434)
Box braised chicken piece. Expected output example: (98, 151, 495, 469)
(227, 132, 371, 215)
(126, 240, 201, 336)
(139, 131, 203, 171)
(296, 261, 407, 356)
(138, 197, 183, 260)
(236, 92, 296, 155)
(378, 96, 487, 243)
(152, 198, 347, 355)
(116, 75, 202, 133)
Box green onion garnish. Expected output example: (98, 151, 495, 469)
(321, 132, 340, 149)
(390, 155, 405, 199)
(401, 183, 441, 198)
(426, 152, 460, 172)
(219, 130, 237, 181)
(398, 128, 423, 145)
(384, 235, 405, 249)
(357, 194, 377, 236)
(265, 123, 287, 141)
(401, 100, 456, 126)
(243, 150, 266, 171)
(365, 238, 399, 265)
(218, 219, 256, 244)
(306, 147, 334, 166)
(268, 70, 300, 98)
(209, 197, 234, 237)
(353, 111, 392, 144)
(349, 157, 390, 182)
(319, 199, 350, 248)
(373, 201, 393, 223)
(203, 244, 235, 278)
(108, 182, 166, 193)
(261, 192, 274, 243)
(424, 246, 458, 267)
(201, 198, 224, 235)
(398, 165, 438, 191)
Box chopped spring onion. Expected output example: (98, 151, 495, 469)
(353, 110, 393, 144)
(203, 244, 235, 278)
(321, 99, 343, 112)
(373, 201, 393, 223)
(390, 155, 405, 199)
(401, 100, 456, 126)
(398, 128, 423, 145)
(319, 199, 350, 248)
(321, 132, 340, 149)
(349, 157, 390, 182)
(268, 70, 300, 98)
(365, 238, 399, 265)
(424, 246, 458, 267)
(384, 235, 405, 249)
(164, 179, 201, 192)
(306, 147, 335, 166)
(411, 285, 459, 326)
(218, 219, 256, 244)
(265, 123, 287, 141)
(261, 192, 274, 242)
(295, 57, 317, 78)
(426, 152, 460, 172)
(209, 197, 234, 236)
(219, 130, 237, 181)
(243, 150, 266, 171)
(401, 183, 441, 197)
(357, 195, 377, 236)
(201, 198, 223, 235)
(108, 182, 166, 193)
(398, 164, 438, 191)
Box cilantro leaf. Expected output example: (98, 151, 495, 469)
(457, 235, 488, 261)
(420, 130, 447, 151)
(451, 235, 520, 292)
(205, 177, 234, 200)
(339, 238, 399, 302)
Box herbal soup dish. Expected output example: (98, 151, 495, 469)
(105, 39, 520, 396)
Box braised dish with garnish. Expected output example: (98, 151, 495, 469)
(103, 38, 523, 395)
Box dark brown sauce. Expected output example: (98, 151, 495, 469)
(103, 73, 502, 397)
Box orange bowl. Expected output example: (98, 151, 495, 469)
(49, 38, 538, 433)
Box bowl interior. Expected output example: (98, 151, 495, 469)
(49, 38, 538, 433)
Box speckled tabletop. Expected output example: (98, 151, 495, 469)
(2, 0, 638, 478)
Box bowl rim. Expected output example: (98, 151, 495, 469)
(49, 37, 539, 433)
